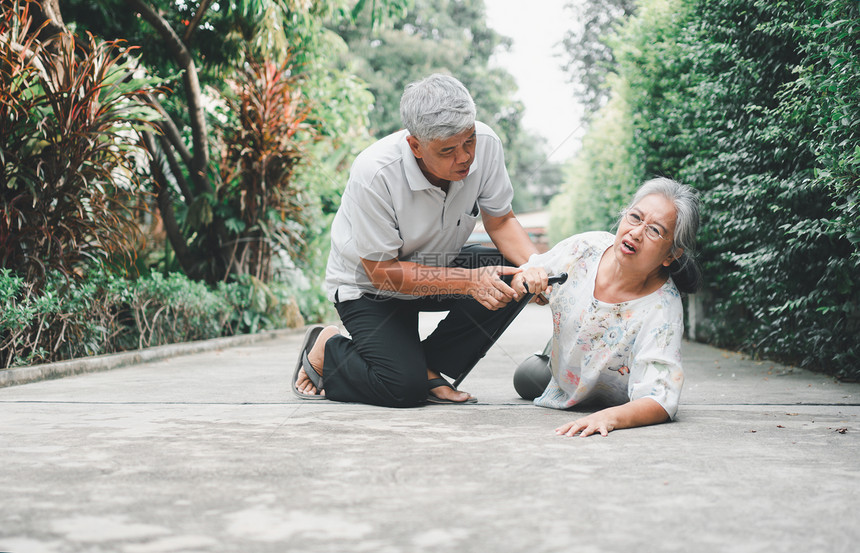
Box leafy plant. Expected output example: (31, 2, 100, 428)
(211, 55, 313, 282)
(0, 268, 120, 368)
(0, 1, 161, 281)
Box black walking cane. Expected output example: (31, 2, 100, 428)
(452, 272, 568, 388)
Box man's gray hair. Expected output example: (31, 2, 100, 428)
(400, 74, 476, 141)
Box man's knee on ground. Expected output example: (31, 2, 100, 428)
(381, 371, 428, 408)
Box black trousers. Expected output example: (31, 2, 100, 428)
(322, 245, 523, 407)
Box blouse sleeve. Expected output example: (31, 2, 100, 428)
(520, 234, 582, 276)
(627, 297, 686, 419)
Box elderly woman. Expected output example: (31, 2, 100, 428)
(511, 177, 701, 437)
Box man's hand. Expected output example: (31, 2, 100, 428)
(469, 265, 522, 310)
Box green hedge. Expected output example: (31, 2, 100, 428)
(554, 0, 859, 379)
(626, 0, 859, 378)
(0, 269, 305, 369)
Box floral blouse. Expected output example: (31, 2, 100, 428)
(522, 231, 685, 419)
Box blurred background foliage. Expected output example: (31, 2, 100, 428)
(2, 0, 858, 380)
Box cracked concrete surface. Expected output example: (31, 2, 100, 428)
(1, 304, 858, 553)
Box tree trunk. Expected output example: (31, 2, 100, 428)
(125, 0, 238, 283)
(30, 0, 66, 38)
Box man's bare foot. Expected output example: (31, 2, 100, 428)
(295, 325, 341, 396)
(427, 369, 473, 402)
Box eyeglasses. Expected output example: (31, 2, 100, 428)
(623, 210, 671, 242)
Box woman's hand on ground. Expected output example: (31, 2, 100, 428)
(556, 413, 617, 438)
(555, 399, 670, 437)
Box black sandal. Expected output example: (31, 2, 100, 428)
(291, 325, 327, 400)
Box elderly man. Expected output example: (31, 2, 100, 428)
(292, 74, 546, 407)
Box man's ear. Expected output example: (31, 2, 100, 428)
(406, 135, 423, 159)
(663, 247, 683, 267)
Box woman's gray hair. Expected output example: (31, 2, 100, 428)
(624, 177, 702, 293)
(625, 177, 699, 255)
(400, 74, 476, 141)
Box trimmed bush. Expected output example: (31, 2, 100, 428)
(0, 269, 305, 369)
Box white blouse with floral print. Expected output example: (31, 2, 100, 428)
(522, 231, 685, 419)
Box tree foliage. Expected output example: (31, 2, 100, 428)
(54, 0, 404, 284)
(559, 0, 636, 118)
(337, 0, 512, 136)
(549, 75, 637, 243)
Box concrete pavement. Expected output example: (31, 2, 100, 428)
(1, 303, 858, 553)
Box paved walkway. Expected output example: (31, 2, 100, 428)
(1, 304, 858, 553)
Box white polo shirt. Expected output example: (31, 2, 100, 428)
(325, 121, 514, 302)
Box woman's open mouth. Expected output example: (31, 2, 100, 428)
(621, 239, 637, 254)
